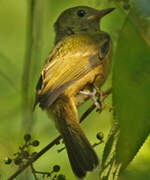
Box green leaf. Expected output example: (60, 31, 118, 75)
(114, 11, 150, 167)
(100, 1, 150, 179)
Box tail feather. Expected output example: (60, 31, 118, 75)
(62, 123, 99, 178)
(55, 98, 99, 178)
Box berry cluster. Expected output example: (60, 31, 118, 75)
(5, 134, 65, 180)
(5, 134, 40, 167)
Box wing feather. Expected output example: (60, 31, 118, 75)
(35, 35, 101, 108)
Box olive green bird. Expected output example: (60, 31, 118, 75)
(34, 6, 114, 178)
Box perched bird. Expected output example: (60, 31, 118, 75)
(34, 6, 114, 178)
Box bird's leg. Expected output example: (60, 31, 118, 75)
(80, 88, 101, 109)
(93, 86, 103, 112)
(94, 86, 114, 112)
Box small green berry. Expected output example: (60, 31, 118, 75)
(24, 134, 31, 142)
(32, 140, 40, 147)
(53, 165, 60, 172)
(4, 157, 12, 165)
(57, 174, 66, 180)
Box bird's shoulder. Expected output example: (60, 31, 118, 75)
(45, 33, 100, 63)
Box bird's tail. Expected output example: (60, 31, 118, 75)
(55, 98, 99, 178)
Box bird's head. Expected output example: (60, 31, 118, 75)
(54, 6, 114, 43)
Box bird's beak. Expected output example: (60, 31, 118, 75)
(88, 8, 115, 20)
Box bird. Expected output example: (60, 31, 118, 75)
(34, 6, 114, 178)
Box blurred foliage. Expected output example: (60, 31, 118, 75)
(0, 0, 150, 180)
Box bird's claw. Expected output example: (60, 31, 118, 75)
(80, 88, 101, 109)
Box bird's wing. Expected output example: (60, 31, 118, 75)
(34, 34, 110, 109)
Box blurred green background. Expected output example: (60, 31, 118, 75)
(0, 0, 150, 180)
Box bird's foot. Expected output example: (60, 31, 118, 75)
(80, 88, 101, 109)
(96, 87, 114, 112)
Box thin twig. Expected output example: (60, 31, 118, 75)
(31, 165, 52, 178)
(7, 136, 61, 180)
(92, 141, 103, 148)
(31, 164, 38, 180)
(7, 88, 112, 180)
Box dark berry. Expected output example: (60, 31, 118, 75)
(32, 140, 40, 146)
(53, 165, 60, 172)
(57, 174, 66, 180)
(24, 134, 31, 142)
(96, 132, 104, 141)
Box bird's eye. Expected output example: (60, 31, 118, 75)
(77, 10, 86, 17)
